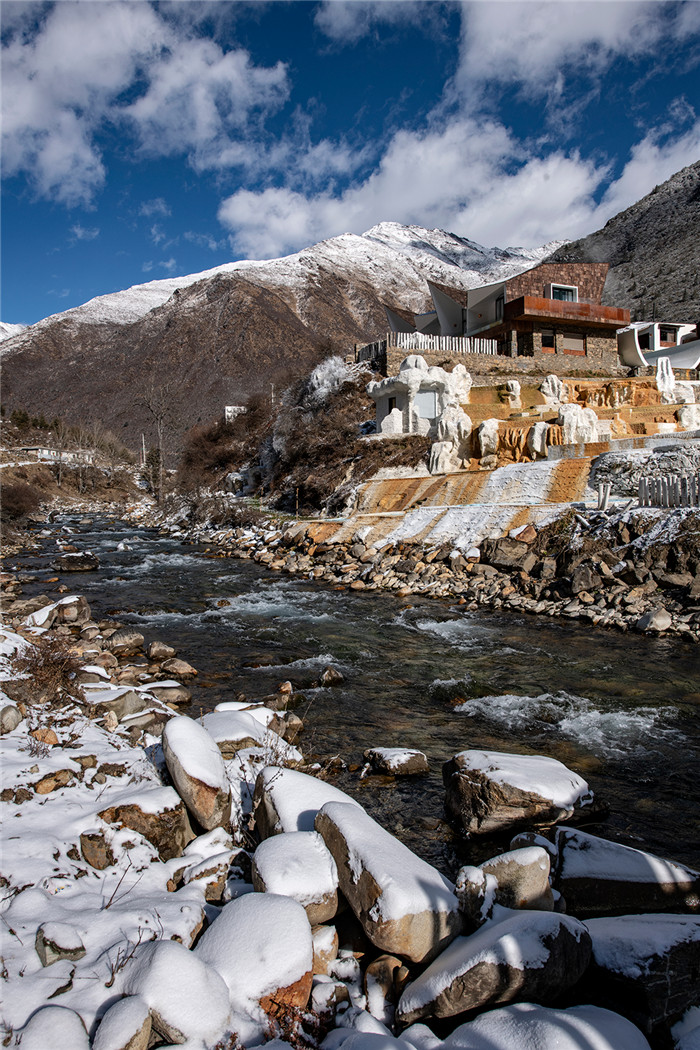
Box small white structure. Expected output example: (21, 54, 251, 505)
(224, 406, 246, 424)
(618, 321, 699, 369)
(367, 355, 472, 437)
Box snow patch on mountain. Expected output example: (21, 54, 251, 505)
(0, 322, 26, 342)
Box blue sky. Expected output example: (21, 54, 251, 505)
(2, 0, 699, 326)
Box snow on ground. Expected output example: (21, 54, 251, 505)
(584, 914, 700, 979)
(441, 1003, 652, 1050)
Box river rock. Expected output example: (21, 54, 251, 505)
(92, 995, 152, 1050)
(582, 914, 700, 1035)
(253, 765, 362, 838)
(252, 830, 339, 924)
(35, 922, 86, 966)
(124, 939, 231, 1046)
(364, 748, 429, 776)
(312, 924, 339, 975)
(315, 800, 461, 965)
(162, 716, 232, 831)
(480, 537, 537, 574)
(18, 1005, 90, 1050)
(147, 640, 177, 660)
(441, 1003, 653, 1050)
(161, 657, 197, 678)
(98, 785, 195, 860)
(0, 703, 23, 735)
(636, 607, 673, 633)
(443, 750, 594, 835)
(106, 627, 145, 654)
(51, 551, 99, 572)
(364, 954, 405, 1025)
(147, 680, 191, 706)
(397, 911, 592, 1024)
(202, 709, 299, 764)
(86, 686, 150, 721)
(194, 892, 313, 1029)
(553, 827, 700, 916)
(456, 846, 554, 928)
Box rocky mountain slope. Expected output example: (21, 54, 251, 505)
(547, 159, 700, 322)
(0, 226, 559, 449)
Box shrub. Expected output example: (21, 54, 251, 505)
(9, 637, 84, 705)
(1, 481, 41, 522)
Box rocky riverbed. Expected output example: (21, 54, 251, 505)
(1, 559, 699, 1049)
(126, 497, 700, 642)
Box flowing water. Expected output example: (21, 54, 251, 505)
(11, 516, 700, 875)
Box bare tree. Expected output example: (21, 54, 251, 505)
(139, 381, 174, 501)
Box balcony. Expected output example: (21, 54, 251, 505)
(504, 296, 630, 328)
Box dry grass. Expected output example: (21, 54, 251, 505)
(9, 637, 85, 706)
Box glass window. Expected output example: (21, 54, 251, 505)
(552, 286, 577, 301)
(542, 329, 555, 349)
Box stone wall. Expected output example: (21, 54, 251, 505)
(504, 262, 609, 303)
(385, 340, 625, 380)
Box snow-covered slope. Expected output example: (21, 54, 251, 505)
(1, 225, 563, 356)
(0, 322, 26, 342)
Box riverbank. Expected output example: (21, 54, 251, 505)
(124, 494, 700, 643)
(1, 570, 699, 1050)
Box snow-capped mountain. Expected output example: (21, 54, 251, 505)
(1, 224, 561, 355)
(0, 321, 26, 343)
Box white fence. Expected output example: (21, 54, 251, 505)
(390, 332, 498, 355)
(638, 475, 700, 508)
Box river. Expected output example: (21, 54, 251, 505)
(12, 515, 700, 875)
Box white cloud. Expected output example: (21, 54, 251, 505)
(123, 37, 288, 167)
(1, 1, 289, 204)
(70, 224, 100, 241)
(314, 0, 431, 43)
(184, 230, 228, 251)
(142, 261, 154, 273)
(218, 109, 700, 257)
(140, 198, 171, 217)
(160, 257, 177, 273)
(455, 1, 700, 104)
(150, 224, 166, 245)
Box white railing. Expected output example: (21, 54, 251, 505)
(390, 332, 498, 355)
(638, 474, 700, 507)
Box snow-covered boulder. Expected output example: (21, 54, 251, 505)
(0, 701, 23, 735)
(25, 594, 91, 629)
(363, 748, 429, 776)
(553, 827, 700, 916)
(443, 750, 594, 835)
(35, 921, 86, 966)
(202, 709, 300, 764)
(124, 939, 231, 1046)
(162, 716, 231, 831)
(105, 627, 145, 654)
(194, 892, 313, 1035)
(18, 1005, 90, 1050)
(583, 913, 700, 1034)
(315, 800, 461, 964)
(397, 911, 591, 1024)
(50, 551, 99, 573)
(252, 830, 339, 924)
(98, 784, 196, 860)
(253, 765, 362, 838)
(92, 995, 151, 1050)
(441, 1002, 652, 1050)
(456, 846, 553, 928)
(312, 923, 339, 975)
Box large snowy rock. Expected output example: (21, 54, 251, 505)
(252, 830, 339, 924)
(315, 800, 461, 964)
(124, 939, 231, 1046)
(443, 750, 594, 835)
(456, 846, 553, 928)
(553, 827, 700, 916)
(364, 748, 429, 776)
(25, 594, 91, 629)
(253, 765, 362, 838)
(441, 1002, 652, 1050)
(397, 911, 591, 1024)
(195, 892, 313, 1028)
(92, 996, 151, 1050)
(18, 1005, 90, 1050)
(583, 913, 700, 1034)
(202, 709, 301, 764)
(162, 715, 232, 831)
(98, 785, 195, 860)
